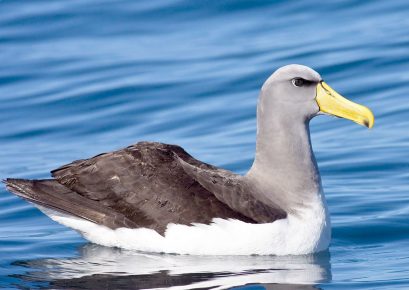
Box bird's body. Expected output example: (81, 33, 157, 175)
(4, 64, 373, 255)
(37, 191, 330, 255)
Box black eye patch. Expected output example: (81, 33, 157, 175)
(291, 78, 314, 87)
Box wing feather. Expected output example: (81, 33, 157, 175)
(175, 156, 287, 223)
(50, 142, 255, 234)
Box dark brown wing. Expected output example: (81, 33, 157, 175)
(49, 142, 255, 234)
(176, 156, 286, 223)
(4, 178, 139, 229)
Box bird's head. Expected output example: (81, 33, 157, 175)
(260, 64, 374, 128)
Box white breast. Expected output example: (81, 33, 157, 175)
(37, 192, 331, 256)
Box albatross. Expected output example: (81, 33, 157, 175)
(4, 64, 374, 255)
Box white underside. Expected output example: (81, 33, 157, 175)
(37, 193, 331, 256)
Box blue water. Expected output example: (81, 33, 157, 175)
(1, 0, 408, 289)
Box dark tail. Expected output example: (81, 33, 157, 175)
(4, 178, 138, 229)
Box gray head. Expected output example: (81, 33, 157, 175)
(259, 64, 374, 127)
(260, 64, 322, 123)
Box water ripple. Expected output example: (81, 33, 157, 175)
(1, 0, 409, 289)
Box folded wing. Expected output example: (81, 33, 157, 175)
(6, 142, 286, 234)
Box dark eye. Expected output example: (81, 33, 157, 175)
(292, 78, 305, 87)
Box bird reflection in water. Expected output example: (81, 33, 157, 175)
(12, 244, 331, 289)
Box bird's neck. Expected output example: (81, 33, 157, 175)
(247, 108, 322, 212)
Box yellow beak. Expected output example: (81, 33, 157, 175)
(315, 81, 374, 128)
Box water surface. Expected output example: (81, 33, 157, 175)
(1, 0, 409, 289)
